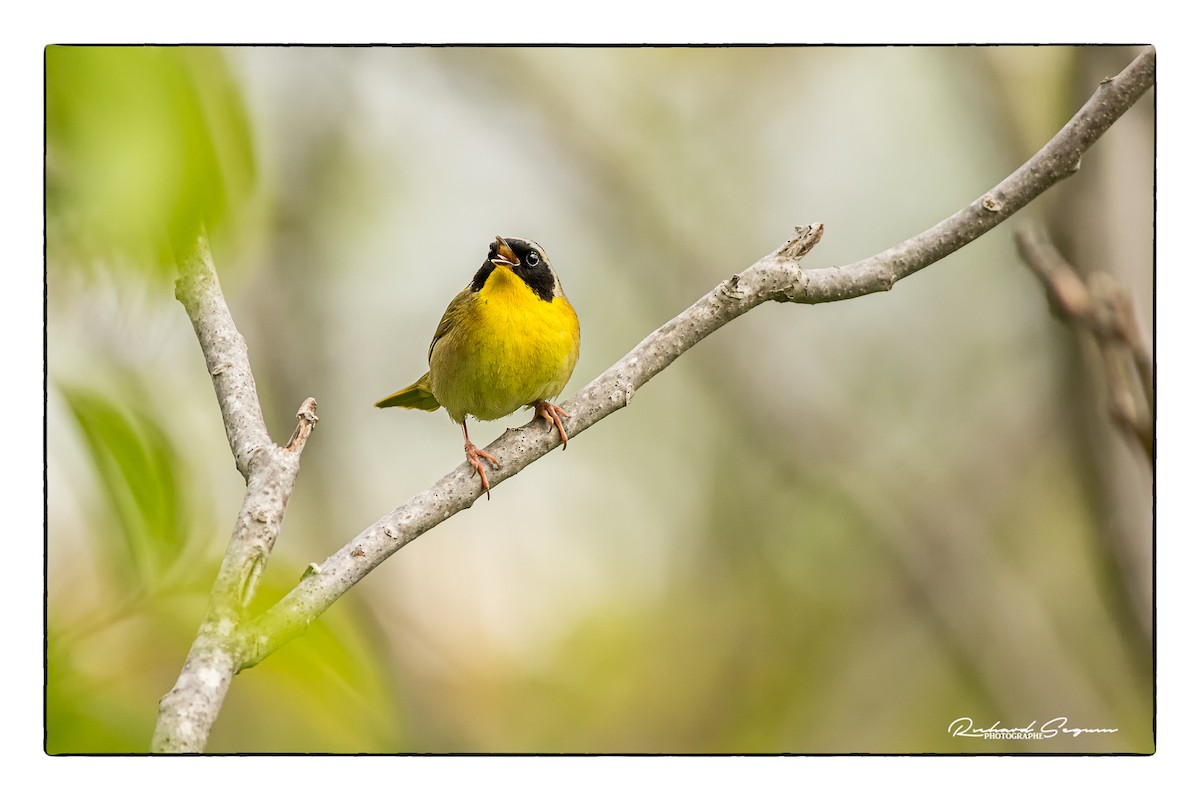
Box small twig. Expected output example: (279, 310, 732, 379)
(285, 397, 320, 451)
(1015, 227, 1153, 462)
(1018, 231, 1094, 320)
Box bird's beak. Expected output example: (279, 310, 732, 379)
(490, 236, 519, 268)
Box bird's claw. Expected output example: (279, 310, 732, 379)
(465, 443, 499, 500)
(534, 401, 570, 450)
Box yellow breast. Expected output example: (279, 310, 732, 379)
(429, 265, 580, 423)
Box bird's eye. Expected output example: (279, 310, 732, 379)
(526, 250, 540, 266)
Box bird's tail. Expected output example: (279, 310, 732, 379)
(375, 372, 441, 411)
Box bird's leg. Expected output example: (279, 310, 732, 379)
(533, 400, 570, 450)
(462, 420, 500, 499)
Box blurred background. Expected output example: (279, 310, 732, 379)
(45, 45, 1153, 753)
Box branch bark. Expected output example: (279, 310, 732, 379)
(154, 46, 1154, 751)
(151, 232, 319, 753)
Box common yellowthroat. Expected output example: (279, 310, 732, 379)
(376, 236, 580, 498)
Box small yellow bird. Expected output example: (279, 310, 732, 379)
(377, 236, 580, 497)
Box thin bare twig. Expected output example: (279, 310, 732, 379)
(1015, 227, 1154, 462)
(285, 397, 320, 451)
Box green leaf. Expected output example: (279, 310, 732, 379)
(58, 385, 190, 586)
(46, 46, 256, 276)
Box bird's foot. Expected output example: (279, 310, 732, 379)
(465, 441, 500, 499)
(533, 400, 570, 450)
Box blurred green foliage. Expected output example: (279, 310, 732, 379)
(46, 46, 255, 276)
(58, 384, 189, 586)
(46, 46, 1153, 754)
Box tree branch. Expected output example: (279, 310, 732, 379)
(172, 234, 274, 480)
(1015, 226, 1154, 462)
(157, 46, 1154, 751)
(238, 46, 1154, 669)
(152, 232, 319, 753)
(793, 47, 1155, 304)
